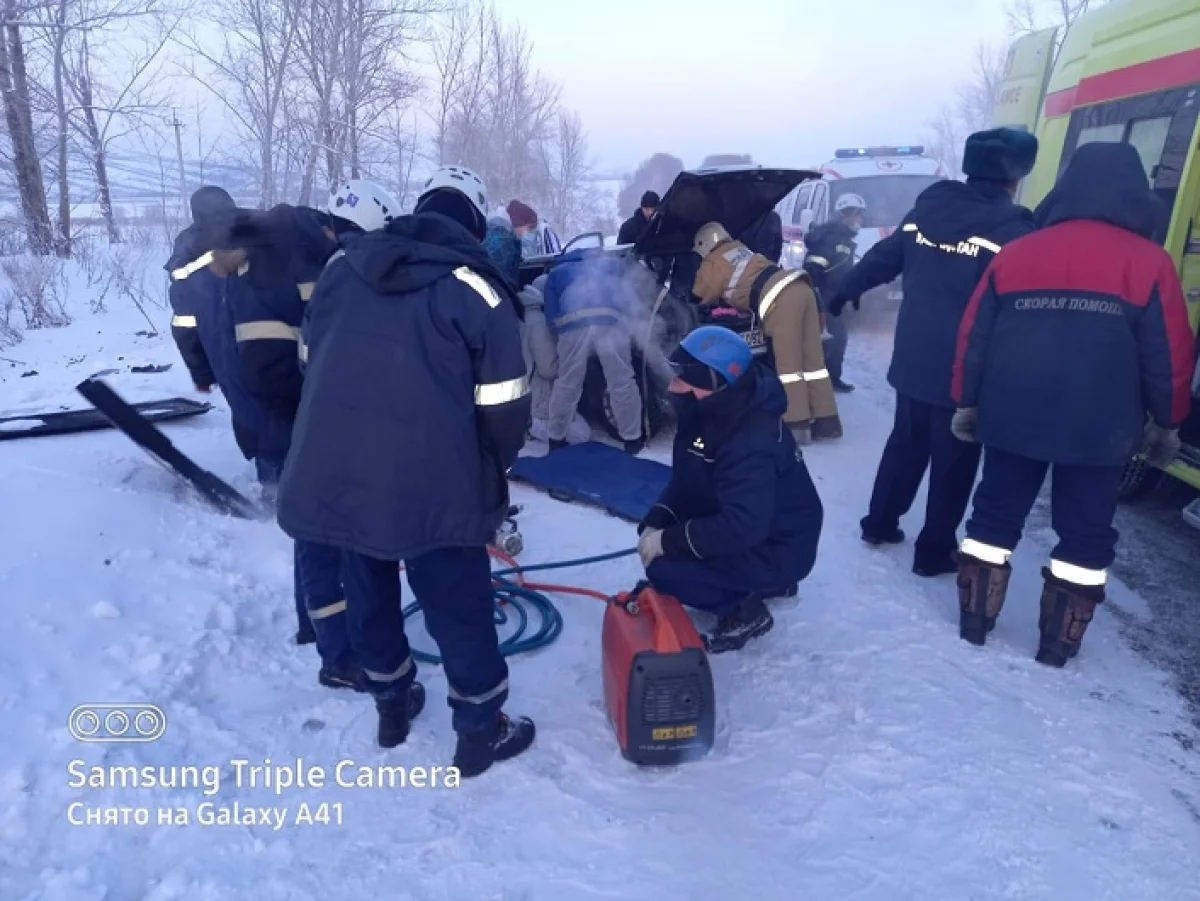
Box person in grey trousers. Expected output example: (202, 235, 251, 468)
(542, 248, 645, 454)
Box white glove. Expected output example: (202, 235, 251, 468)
(951, 407, 979, 443)
(638, 528, 664, 569)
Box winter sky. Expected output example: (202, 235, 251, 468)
(505, 0, 1013, 170)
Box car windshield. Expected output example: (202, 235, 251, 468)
(831, 175, 941, 228)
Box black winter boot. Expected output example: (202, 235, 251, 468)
(956, 554, 1012, 646)
(318, 665, 365, 692)
(914, 550, 961, 578)
(548, 439, 567, 453)
(1036, 569, 1103, 668)
(453, 713, 536, 778)
(704, 595, 774, 654)
(375, 682, 426, 749)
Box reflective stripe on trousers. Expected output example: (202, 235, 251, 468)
(1050, 559, 1107, 587)
(171, 314, 197, 328)
(448, 678, 509, 705)
(960, 538, 1012, 566)
(779, 368, 829, 384)
(475, 375, 529, 406)
(235, 321, 300, 342)
(364, 655, 415, 684)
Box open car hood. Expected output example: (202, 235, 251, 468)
(632, 166, 820, 258)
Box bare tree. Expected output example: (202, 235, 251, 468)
(0, 0, 54, 254)
(541, 109, 596, 237)
(178, 0, 302, 206)
(922, 43, 1008, 178)
(62, 2, 183, 244)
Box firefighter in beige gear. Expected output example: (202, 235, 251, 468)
(691, 222, 842, 444)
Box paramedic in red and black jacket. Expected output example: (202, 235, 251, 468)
(951, 141, 1193, 668)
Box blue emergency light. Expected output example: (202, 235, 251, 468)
(834, 146, 926, 159)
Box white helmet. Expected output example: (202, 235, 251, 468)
(836, 193, 867, 214)
(417, 165, 488, 222)
(694, 221, 732, 258)
(326, 180, 400, 232)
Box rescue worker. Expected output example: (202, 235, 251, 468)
(276, 164, 536, 777)
(828, 127, 1038, 576)
(951, 142, 1192, 667)
(166, 186, 271, 485)
(636, 325, 824, 653)
(544, 248, 645, 454)
(518, 275, 590, 444)
(692, 221, 841, 444)
(803, 193, 867, 393)
(212, 195, 342, 653)
(617, 191, 659, 245)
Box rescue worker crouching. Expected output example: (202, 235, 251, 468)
(636, 326, 824, 653)
(951, 142, 1193, 667)
(828, 127, 1038, 577)
(803, 193, 867, 393)
(692, 221, 842, 445)
(544, 248, 646, 454)
(167, 186, 271, 478)
(276, 164, 536, 778)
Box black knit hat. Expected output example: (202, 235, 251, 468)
(414, 188, 487, 241)
(962, 128, 1039, 183)
(640, 191, 660, 209)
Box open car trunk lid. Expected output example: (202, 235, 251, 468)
(632, 166, 821, 258)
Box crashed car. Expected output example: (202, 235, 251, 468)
(518, 165, 820, 440)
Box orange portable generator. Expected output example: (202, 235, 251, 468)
(602, 583, 715, 765)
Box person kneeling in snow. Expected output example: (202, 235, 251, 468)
(276, 164, 535, 778)
(636, 325, 824, 653)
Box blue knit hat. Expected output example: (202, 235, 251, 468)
(962, 127, 1039, 182)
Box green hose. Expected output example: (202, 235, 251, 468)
(402, 547, 638, 664)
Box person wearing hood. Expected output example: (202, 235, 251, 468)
(276, 164, 535, 778)
(166, 186, 271, 481)
(828, 127, 1039, 578)
(692, 221, 842, 444)
(951, 142, 1192, 668)
(618, 191, 660, 245)
(483, 206, 523, 289)
(636, 326, 824, 653)
(543, 246, 646, 454)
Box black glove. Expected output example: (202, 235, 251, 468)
(827, 292, 859, 317)
(638, 502, 676, 536)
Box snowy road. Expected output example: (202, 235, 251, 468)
(3, 297, 1200, 899)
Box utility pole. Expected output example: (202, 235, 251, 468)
(170, 108, 187, 222)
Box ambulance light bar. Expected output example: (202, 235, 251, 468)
(834, 146, 926, 159)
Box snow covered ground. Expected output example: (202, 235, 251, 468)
(1, 260, 1199, 901)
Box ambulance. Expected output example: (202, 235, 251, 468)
(989, 0, 1200, 515)
(777, 146, 948, 274)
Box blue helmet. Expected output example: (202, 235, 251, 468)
(671, 325, 753, 389)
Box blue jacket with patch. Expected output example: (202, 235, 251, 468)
(218, 204, 336, 421)
(833, 180, 1035, 408)
(640, 364, 824, 587)
(276, 212, 532, 560)
(542, 248, 636, 334)
(166, 225, 266, 460)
